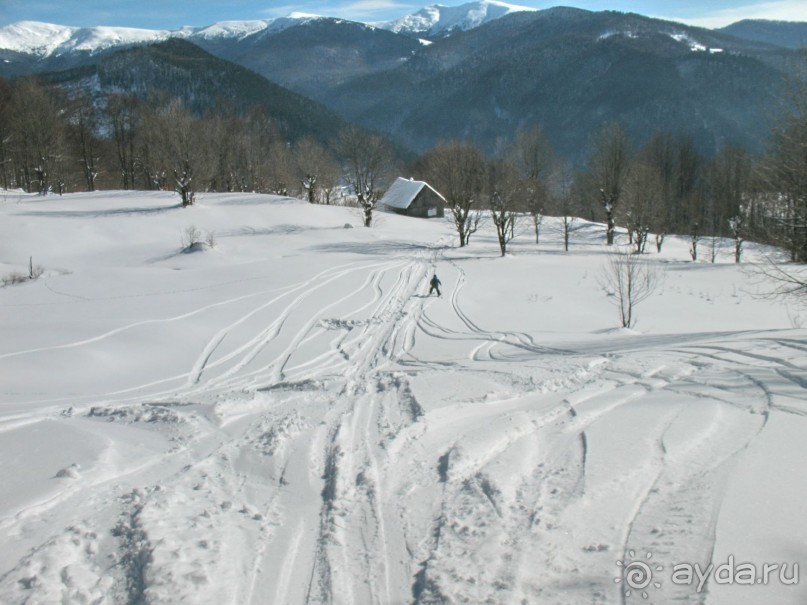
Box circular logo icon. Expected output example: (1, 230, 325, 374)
(615, 550, 663, 599)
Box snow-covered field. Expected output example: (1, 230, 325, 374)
(0, 190, 805, 604)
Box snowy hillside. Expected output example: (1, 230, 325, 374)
(0, 190, 806, 604)
(378, 0, 537, 37)
(0, 14, 319, 58)
(0, 21, 172, 57)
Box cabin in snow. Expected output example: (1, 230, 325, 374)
(379, 177, 446, 218)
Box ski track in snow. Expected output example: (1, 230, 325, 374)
(1, 195, 806, 604)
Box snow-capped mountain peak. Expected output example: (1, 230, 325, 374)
(0, 20, 171, 57)
(0, 12, 325, 58)
(189, 20, 274, 41)
(190, 14, 323, 41)
(378, 0, 537, 37)
(0, 21, 77, 56)
(59, 26, 173, 54)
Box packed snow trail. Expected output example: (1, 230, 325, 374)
(0, 192, 805, 604)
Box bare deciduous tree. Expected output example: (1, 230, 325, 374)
(642, 133, 675, 251)
(107, 93, 140, 190)
(728, 214, 746, 263)
(0, 77, 13, 191)
(689, 221, 701, 262)
(294, 137, 339, 204)
(265, 140, 296, 197)
(6, 78, 66, 194)
(487, 160, 522, 256)
(146, 100, 214, 206)
(554, 164, 580, 252)
(419, 140, 486, 246)
(622, 160, 664, 254)
(642, 132, 704, 247)
(589, 122, 631, 245)
(750, 256, 807, 299)
(206, 111, 248, 193)
(511, 125, 555, 244)
(67, 90, 101, 192)
(751, 58, 807, 298)
(761, 65, 807, 264)
(337, 125, 394, 227)
(600, 248, 660, 328)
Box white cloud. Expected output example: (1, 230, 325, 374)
(661, 0, 807, 28)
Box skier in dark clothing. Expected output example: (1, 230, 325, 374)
(429, 274, 441, 296)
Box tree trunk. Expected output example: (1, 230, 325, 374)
(606, 212, 615, 245)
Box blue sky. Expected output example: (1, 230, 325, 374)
(1, 0, 806, 29)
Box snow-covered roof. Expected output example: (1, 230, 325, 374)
(380, 177, 445, 210)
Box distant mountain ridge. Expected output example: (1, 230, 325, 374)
(323, 8, 790, 159)
(0, 2, 533, 60)
(4, 0, 801, 63)
(0, 20, 172, 57)
(718, 19, 807, 49)
(0, 14, 322, 59)
(42, 38, 347, 146)
(0, 3, 802, 164)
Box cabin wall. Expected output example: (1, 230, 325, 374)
(406, 190, 444, 218)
